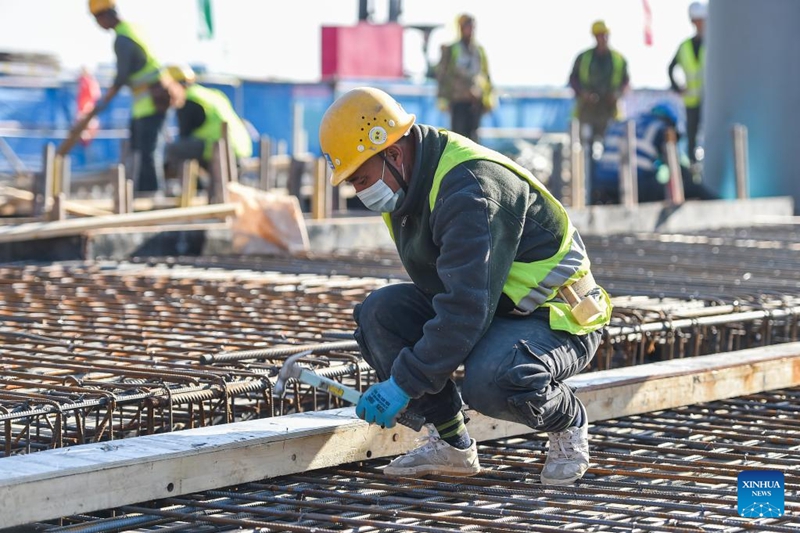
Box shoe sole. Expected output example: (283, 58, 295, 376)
(383, 465, 481, 478)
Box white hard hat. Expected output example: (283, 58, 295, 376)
(689, 1, 707, 20)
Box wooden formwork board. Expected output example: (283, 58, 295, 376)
(0, 203, 237, 244)
(1, 342, 799, 529)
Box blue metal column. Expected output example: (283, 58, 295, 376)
(703, 0, 800, 211)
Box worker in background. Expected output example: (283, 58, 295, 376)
(89, 0, 166, 193)
(435, 13, 495, 142)
(668, 1, 707, 164)
(591, 101, 716, 204)
(319, 87, 611, 484)
(153, 65, 253, 176)
(568, 20, 630, 147)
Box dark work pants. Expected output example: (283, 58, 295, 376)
(165, 138, 209, 171)
(592, 167, 718, 204)
(353, 283, 601, 433)
(685, 104, 702, 162)
(130, 113, 167, 192)
(450, 101, 483, 143)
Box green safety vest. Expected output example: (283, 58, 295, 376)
(579, 48, 626, 90)
(677, 38, 705, 107)
(185, 84, 253, 162)
(382, 133, 612, 335)
(114, 21, 161, 119)
(448, 42, 494, 109)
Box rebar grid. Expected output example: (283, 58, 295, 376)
(0, 263, 386, 455)
(3, 224, 800, 455)
(34, 387, 800, 533)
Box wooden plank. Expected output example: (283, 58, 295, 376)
(179, 159, 200, 208)
(1, 342, 799, 529)
(0, 184, 113, 217)
(113, 163, 127, 214)
(0, 203, 238, 244)
(63, 195, 209, 212)
(208, 140, 229, 204)
(665, 127, 685, 205)
(32, 142, 54, 217)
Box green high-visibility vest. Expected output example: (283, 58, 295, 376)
(578, 48, 626, 90)
(185, 84, 253, 162)
(677, 38, 705, 107)
(447, 42, 494, 109)
(114, 21, 161, 119)
(382, 133, 612, 335)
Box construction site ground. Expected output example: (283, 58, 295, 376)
(1, 221, 800, 531)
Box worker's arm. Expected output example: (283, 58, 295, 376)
(667, 53, 682, 93)
(568, 53, 584, 94)
(113, 35, 147, 89)
(610, 57, 631, 103)
(390, 161, 525, 398)
(176, 101, 206, 138)
(619, 58, 630, 93)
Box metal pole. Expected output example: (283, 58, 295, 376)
(311, 157, 330, 220)
(259, 135, 273, 190)
(733, 123, 749, 199)
(570, 119, 585, 209)
(113, 164, 126, 214)
(619, 120, 638, 208)
(664, 127, 685, 205)
(292, 102, 306, 156)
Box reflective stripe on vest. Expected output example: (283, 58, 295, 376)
(383, 131, 611, 335)
(185, 84, 253, 161)
(579, 49, 625, 90)
(598, 115, 663, 174)
(114, 21, 161, 118)
(677, 38, 705, 107)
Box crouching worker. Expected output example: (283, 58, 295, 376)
(153, 65, 253, 179)
(319, 87, 611, 484)
(592, 101, 717, 204)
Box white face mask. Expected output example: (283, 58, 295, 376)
(356, 159, 406, 212)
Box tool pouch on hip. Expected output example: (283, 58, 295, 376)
(558, 272, 605, 327)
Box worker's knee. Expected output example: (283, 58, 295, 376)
(353, 283, 429, 378)
(462, 342, 551, 417)
(462, 340, 579, 431)
(354, 284, 416, 329)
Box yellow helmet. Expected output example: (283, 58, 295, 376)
(89, 0, 116, 15)
(166, 65, 196, 84)
(591, 20, 609, 35)
(319, 87, 415, 186)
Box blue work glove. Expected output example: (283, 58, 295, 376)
(356, 376, 410, 429)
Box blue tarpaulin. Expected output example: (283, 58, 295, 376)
(0, 76, 604, 176)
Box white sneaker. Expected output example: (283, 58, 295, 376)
(383, 433, 481, 478)
(540, 422, 590, 485)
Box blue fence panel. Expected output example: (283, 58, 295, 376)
(1, 76, 592, 175)
(233, 81, 336, 157)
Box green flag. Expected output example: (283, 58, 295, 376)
(197, 0, 214, 40)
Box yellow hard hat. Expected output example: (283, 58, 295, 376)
(166, 65, 196, 84)
(591, 20, 609, 35)
(319, 87, 415, 186)
(89, 0, 116, 15)
(457, 13, 474, 27)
